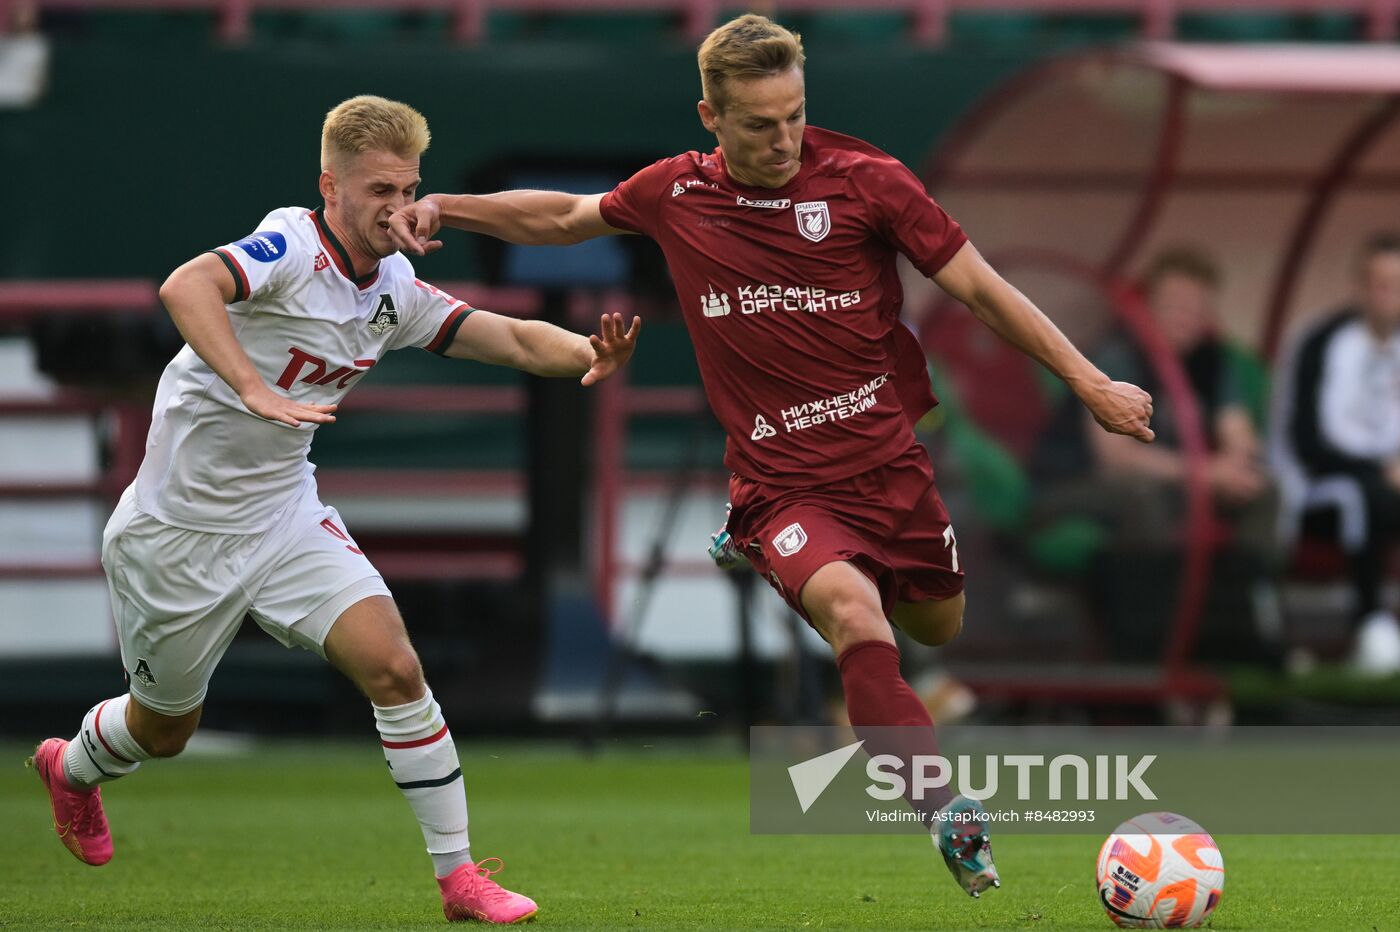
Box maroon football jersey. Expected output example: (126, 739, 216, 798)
(600, 125, 967, 486)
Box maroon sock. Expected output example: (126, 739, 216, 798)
(837, 639, 951, 820)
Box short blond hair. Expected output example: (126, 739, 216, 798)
(320, 95, 430, 171)
(698, 14, 805, 114)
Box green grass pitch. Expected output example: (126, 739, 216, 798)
(2, 739, 1397, 930)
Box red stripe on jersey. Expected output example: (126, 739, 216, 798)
(427, 304, 471, 354)
(310, 211, 353, 280)
(93, 699, 135, 764)
(215, 248, 250, 300)
(382, 723, 449, 749)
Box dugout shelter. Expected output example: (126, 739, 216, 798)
(915, 42, 1400, 708)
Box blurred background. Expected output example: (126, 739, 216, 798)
(4, 0, 1400, 744)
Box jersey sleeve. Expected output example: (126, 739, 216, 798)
(205, 211, 305, 303)
(598, 158, 674, 238)
(392, 276, 475, 355)
(863, 159, 968, 278)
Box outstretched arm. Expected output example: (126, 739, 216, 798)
(159, 254, 337, 427)
(388, 191, 627, 255)
(933, 242, 1154, 442)
(444, 310, 641, 386)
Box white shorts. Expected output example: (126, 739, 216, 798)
(101, 481, 391, 715)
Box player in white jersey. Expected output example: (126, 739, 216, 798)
(28, 95, 640, 925)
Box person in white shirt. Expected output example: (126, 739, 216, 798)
(1278, 233, 1400, 676)
(28, 95, 639, 924)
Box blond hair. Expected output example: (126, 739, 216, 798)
(320, 95, 430, 171)
(697, 14, 805, 113)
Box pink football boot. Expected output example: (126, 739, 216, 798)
(438, 858, 538, 924)
(27, 738, 114, 866)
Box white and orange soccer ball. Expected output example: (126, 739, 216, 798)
(1095, 812, 1225, 928)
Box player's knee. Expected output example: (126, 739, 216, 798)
(812, 590, 888, 646)
(364, 648, 425, 705)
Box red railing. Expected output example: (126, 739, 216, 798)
(1, 0, 1395, 44)
(918, 247, 1227, 704)
(0, 279, 539, 585)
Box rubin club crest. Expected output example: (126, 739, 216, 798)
(794, 201, 831, 243)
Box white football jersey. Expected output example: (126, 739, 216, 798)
(134, 206, 472, 533)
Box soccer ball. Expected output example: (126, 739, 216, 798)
(1095, 812, 1224, 928)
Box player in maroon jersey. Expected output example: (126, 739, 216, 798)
(389, 13, 1153, 898)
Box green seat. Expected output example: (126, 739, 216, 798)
(925, 364, 1104, 574)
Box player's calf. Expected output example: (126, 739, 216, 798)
(123, 696, 201, 760)
(892, 594, 965, 647)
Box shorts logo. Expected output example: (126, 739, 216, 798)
(751, 414, 777, 441)
(133, 658, 157, 689)
(773, 522, 808, 557)
(234, 231, 288, 263)
(320, 517, 365, 555)
(368, 293, 399, 335)
(769, 570, 786, 596)
(794, 201, 831, 243)
(701, 287, 731, 318)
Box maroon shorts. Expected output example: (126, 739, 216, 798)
(727, 443, 964, 623)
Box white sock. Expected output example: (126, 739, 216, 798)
(374, 686, 471, 876)
(63, 695, 151, 788)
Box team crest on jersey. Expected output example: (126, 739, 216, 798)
(313, 252, 330, 272)
(794, 201, 831, 243)
(368, 294, 398, 335)
(773, 522, 808, 557)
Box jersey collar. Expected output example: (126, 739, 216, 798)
(311, 207, 381, 290)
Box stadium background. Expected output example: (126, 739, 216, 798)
(4, 6, 1400, 928)
(5, 2, 1400, 733)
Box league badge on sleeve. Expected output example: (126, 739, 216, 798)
(235, 231, 288, 262)
(794, 201, 831, 243)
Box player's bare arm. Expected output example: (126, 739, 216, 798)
(159, 253, 338, 427)
(932, 241, 1155, 443)
(445, 309, 641, 386)
(388, 191, 626, 255)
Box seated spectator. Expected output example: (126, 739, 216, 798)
(1032, 248, 1278, 662)
(1089, 248, 1275, 538)
(1273, 233, 1400, 676)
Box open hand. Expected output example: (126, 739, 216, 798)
(582, 313, 642, 386)
(241, 383, 337, 427)
(387, 196, 443, 257)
